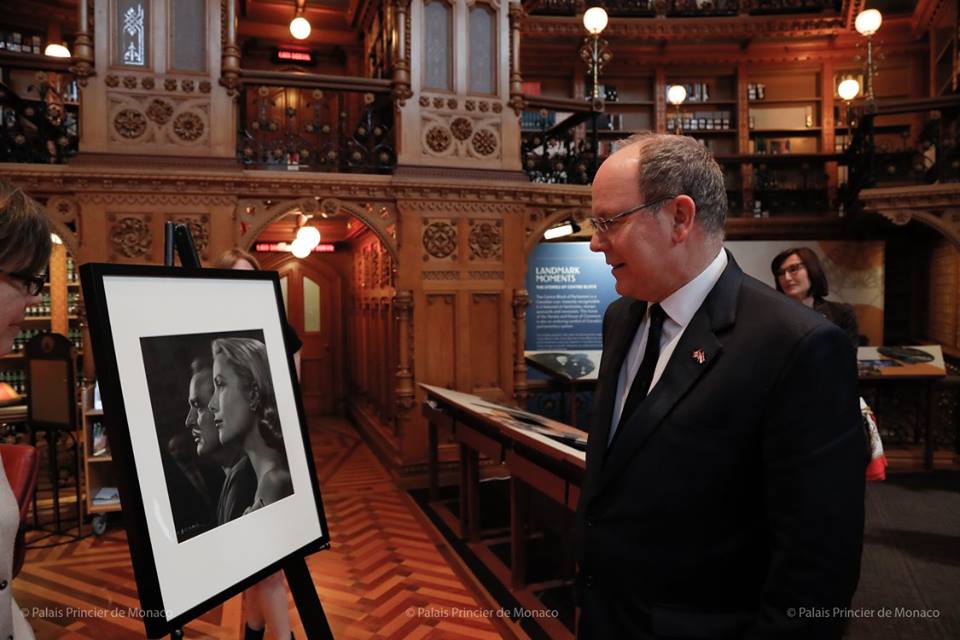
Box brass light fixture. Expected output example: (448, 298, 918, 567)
(854, 9, 882, 101)
(289, 0, 311, 40)
(667, 84, 687, 135)
(580, 7, 611, 105)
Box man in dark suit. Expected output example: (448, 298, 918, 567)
(575, 134, 865, 639)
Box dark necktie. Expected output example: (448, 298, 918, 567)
(614, 303, 667, 438)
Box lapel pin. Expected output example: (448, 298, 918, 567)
(692, 349, 705, 364)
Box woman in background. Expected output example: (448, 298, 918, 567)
(771, 246, 860, 347)
(771, 246, 886, 481)
(216, 248, 300, 640)
(0, 182, 52, 640)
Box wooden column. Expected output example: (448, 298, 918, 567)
(512, 288, 529, 403)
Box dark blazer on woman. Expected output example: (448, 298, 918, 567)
(575, 254, 866, 639)
(814, 298, 860, 347)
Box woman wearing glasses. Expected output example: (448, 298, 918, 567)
(0, 182, 51, 640)
(770, 246, 860, 347)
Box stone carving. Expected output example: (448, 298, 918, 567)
(469, 271, 504, 279)
(425, 126, 452, 153)
(493, 103, 503, 113)
(105, 74, 119, 87)
(471, 129, 498, 156)
(141, 77, 155, 89)
(422, 220, 457, 260)
(465, 100, 476, 111)
(146, 98, 174, 125)
(110, 215, 152, 258)
(432, 97, 444, 108)
(468, 220, 502, 260)
(479, 101, 490, 112)
(181, 79, 195, 93)
(45, 196, 79, 224)
(122, 75, 138, 89)
(172, 111, 205, 142)
(419, 96, 430, 107)
(447, 98, 458, 109)
(113, 108, 148, 139)
(450, 117, 473, 141)
(199, 80, 211, 93)
(164, 78, 178, 91)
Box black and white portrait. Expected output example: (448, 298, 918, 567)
(141, 330, 295, 543)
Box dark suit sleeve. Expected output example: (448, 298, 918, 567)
(744, 323, 866, 639)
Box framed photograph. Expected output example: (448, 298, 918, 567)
(80, 264, 329, 638)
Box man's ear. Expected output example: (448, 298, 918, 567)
(671, 195, 697, 243)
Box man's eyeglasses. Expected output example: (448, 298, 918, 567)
(775, 263, 806, 279)
(0, 269, 46, 296)
(587, 197, 675, 234)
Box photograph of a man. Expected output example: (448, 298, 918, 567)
(576, 134, 866, 639)
(185, 356, 256, 525)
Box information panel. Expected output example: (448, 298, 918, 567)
(525, 242, 618, 350)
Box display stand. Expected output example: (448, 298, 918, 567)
(163, 222, 334, 640)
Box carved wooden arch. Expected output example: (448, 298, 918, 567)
(874, 209, 960, 252)
(859, 184, 960, 253)
(523, 206, 589, 256)
(239, 196, 399, 263)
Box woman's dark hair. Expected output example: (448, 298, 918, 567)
(216, 248, 261, 270)
(211, 337, 283, 452)
(0, 181, 52, 275)
(770, 246, 829, 298)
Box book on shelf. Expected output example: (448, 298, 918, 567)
(91, 422, 110, 457)
(92, 487, 120, 505)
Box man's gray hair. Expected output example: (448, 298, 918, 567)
(621, 133, 727, 235)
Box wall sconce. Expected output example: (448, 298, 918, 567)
(44, 23, 70, 58)
(544, 220, 581, 240)
(289, 0, 311, 40)
(580, 7, 611, 104)
(854, 9, 882, 100)
(837, 77, 860, 150)
(667, 84, 687, 135)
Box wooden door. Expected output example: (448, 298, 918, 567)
(267, 256, 342, 417)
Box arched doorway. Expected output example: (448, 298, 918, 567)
(259, 253, 343, 417)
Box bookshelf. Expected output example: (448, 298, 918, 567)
(81, 384, 119, 535)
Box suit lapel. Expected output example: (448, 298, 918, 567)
(591, 254, 744, 499)
(583, 298, 645, 490)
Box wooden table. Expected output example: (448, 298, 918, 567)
(857, 346, 947, 470)
(421, 384, 585, 597)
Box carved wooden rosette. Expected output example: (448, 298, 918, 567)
(394, 289, 415, 411)
(512, 288, 530, 402)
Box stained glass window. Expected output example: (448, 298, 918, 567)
(115, 0, 148, 67)
(424, 0, 451, 91)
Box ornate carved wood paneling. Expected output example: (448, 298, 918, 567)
(422, 217, 459, 261)
(424, 293, 457, 389)
(468, 218, 503, 261)
(469, 292, 502, 392)
(107, 212, 154, 262)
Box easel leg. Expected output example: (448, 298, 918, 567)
(283, 557, 334, 640)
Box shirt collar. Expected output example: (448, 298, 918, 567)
(658, 248, 727, 329)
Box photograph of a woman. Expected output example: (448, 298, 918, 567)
(210, 337, 293, 513)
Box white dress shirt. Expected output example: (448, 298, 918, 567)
(609, 249, 728, 444)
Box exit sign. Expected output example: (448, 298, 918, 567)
(272, 47, 316, 66)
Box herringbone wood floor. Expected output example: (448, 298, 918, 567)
(14, 418, 520, 639)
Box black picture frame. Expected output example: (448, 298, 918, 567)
(80, 263, 329, 638)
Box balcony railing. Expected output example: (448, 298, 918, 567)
(526, 0, 839, 17)
(237, 70, 396, 173)
(0, 73, 78, 164)
(520, 95, 602, 184)
(843, 95, 960, 206)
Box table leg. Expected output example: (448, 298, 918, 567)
(510, 476, 527, 589)
(428, 418, 439, 501)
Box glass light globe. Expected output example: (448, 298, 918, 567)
(667, 84, 687, 106)
(296, 225, 321, 247)
(583, 7, 608, 35)
(837, 78, 860, 101)
(290, 238, 312, 258)
(289, 16, 312, 40)
(50, 233, 63, 245)
(855, 9, 882, 36)
(44, 43, 71, 58)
